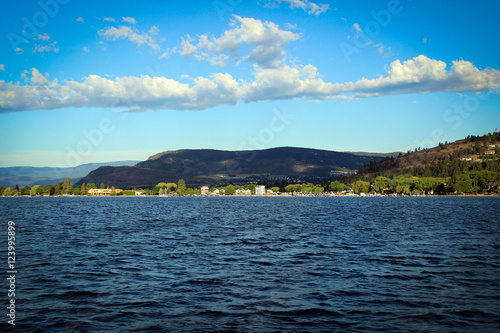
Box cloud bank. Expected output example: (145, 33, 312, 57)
(1, 55, 499, 113)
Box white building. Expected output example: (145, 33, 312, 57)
(201, 186, 209, 196)
(255, 185, 266, 196)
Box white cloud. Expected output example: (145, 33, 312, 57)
(173, 15, 300, 68)
(265, 0, 329, 15)
(15, 48, 23, 55)
(29, 68, 48, 85)
(103, 17, 116, 22)
(352, 23, 362, 33)
(35, 33, 51, 41)
(83, 46, 90, 53)
(0, 64, 4, 71)
(33, 42, 59, 54)
(76, 17, 84, 22)
(423, 37, 428, 44)
(1, 55, 499, 113)
(351, 55, 500, 97)
(98, 25, 159, 51)
(122, 16, 136, 24)
(375, 43, 392, 58)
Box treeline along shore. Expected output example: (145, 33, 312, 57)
(2, 132, 500, 197)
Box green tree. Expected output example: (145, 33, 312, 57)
(245, 184, 257, 194)
(372, 176, 392, 193)
(285, 184, 294, 192)
(271, 186, 280, 193)
(313, 186, 324, 194)
(43, 184, 54, 195)
(302, 186, 313, 193)
(81, 183, 87, 196)
(165, 183, 177, 193)
(111, 186, 116, 196)
(86, 183, 97, 189)
(30, 185, 42, 196)
(54, 183, 62, 195)
(3, 187, 14, 196)
(354, 180, 370, 194)
(63, 178, 73, 195)
(100, 183, 105, 189)
(225, 184, 235, 195)
(73, 187, 81, 195)
(156, 182, 168, 189)
(293, 184, 303, 192)
(20, 185, 31, 196)
(177, 179, 186, 194)
(329, 180, 347, 192)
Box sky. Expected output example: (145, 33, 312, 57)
(1, 0, 500, 167)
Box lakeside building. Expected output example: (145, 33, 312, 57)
(211, 188, 226, 196)
(255, 185, 266, 196)
(235, 189, 251, 196)
(88, 188, 123, 196)
(201, 186, 209, 196)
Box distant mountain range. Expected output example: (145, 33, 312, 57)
(75, 147, 394, 188)
(0, 161, 140, 188)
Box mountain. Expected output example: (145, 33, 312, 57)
(76, 147, 391, 188)
(353, 131, 500, 179)
(0, 161, 140, 188)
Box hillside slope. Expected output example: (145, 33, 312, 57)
(0, 160, 140, 187)
(355, 132, 500, 179)
(76, 147, 389, 188)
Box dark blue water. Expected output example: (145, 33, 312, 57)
(1, 197, 500, 332)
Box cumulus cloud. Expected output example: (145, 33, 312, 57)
(76, 17, 84, 22)
(33, 42, 59, 54)
(173, 15, 300, 68)
(352, 55, 500, 97)
(265, 0, 329, 15)
(98, 25, 160, 51)
(103, 17, 116, 22)
(1, 56, 499, 114)
(0, 64, 4, 71)
(122, 16, 136, 24)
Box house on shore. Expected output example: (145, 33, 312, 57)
(255, 185, 266, 196)
(201, 186, 209, 196)
(88, 188, 123, 196)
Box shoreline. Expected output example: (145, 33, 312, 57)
(2, 194, 499, 198)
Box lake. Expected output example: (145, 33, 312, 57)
(1, 197, 500, 332)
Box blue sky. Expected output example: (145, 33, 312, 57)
(1, 0, 500, 167)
